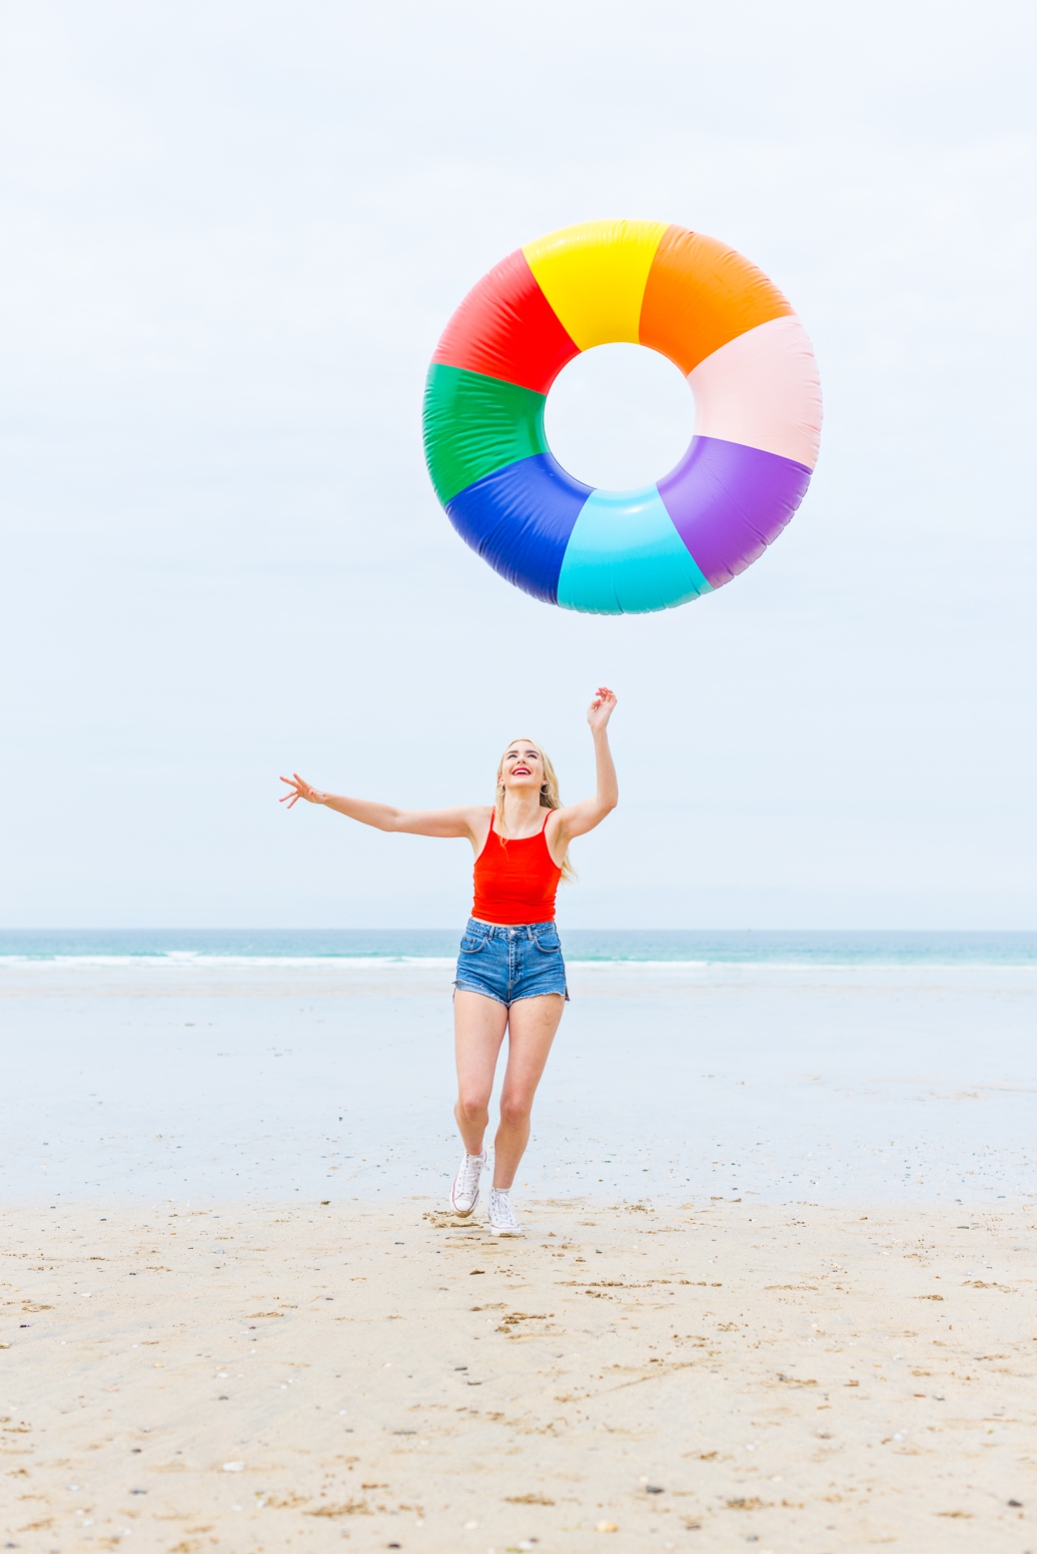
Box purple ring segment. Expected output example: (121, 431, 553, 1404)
(658, 436, 813, 589)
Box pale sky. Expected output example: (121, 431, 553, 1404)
(2, 0, 1035, 929)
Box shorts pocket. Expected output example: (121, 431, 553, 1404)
(532, 931, 561, 954)
(459, 933, 487, 955)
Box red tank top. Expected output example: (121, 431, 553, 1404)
(472, 813, 563, 925)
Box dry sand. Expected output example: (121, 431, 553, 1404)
(2, 1197, 1035, 1552)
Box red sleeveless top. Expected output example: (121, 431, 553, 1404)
(472, 813, 563, 925)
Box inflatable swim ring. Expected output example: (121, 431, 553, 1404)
(423, 220, 822, 614)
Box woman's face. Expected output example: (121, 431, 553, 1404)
(499, 738, 545, 795)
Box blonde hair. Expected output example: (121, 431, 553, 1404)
(495, 738, 575, 883)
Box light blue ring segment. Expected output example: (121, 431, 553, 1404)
(555, 485, 712, 615)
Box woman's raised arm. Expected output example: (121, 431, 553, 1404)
(551, 687, 619, 844)
(279, 774, 483, 840)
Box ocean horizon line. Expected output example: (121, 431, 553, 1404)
(1, 926, 1035, 967)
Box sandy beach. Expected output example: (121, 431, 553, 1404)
(4, 949, 1036, 1548)
(3, 1195, 1035, 1552)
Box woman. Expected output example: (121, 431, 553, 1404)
(279, 687, 618, 1236)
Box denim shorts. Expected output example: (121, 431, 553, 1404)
(454, 918, 568, 1006)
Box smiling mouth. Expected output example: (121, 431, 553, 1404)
(512, 766, 531, 776)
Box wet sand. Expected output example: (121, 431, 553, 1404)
(4, 955, 1037, 1204)
(3, 1196, 1035, 1551)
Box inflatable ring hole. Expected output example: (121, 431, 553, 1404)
(544, 342, 694, 493)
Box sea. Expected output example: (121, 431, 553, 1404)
(2, 927, 1035, 966)
(3, 929, 1035, 1208)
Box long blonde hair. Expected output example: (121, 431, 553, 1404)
(494, 738, 575, 883)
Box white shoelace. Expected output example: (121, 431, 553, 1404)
(452, 1151, 485, 1209)
(489, 1188, 521, 1234)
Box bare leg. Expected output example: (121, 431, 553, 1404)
(453, 990, 509, 1155)
(493, 993, 564, 1189)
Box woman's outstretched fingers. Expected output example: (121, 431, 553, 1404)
(279, 774, 317, 807)
(587, 686, 617, 728)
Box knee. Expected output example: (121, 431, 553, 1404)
(499, 1094, 532, 1130)
(456, 1092, 490, 1124)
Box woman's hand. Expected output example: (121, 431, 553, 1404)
(587, 686, 617, 733)
(279, 773, 325, 809)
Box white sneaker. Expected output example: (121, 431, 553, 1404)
(450, 1150, 486, 1216)
(488, 1187, 523, 1237)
